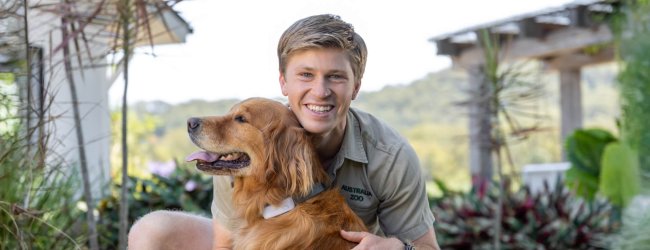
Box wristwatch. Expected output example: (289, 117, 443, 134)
(403, 241, 416, 250)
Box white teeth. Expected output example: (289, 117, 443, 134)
(307, 104, 332, 113)
(219, 152, 241, 161)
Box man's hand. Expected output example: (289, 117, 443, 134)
(340, 230, 403, 250)
(341, 228, 441, 250)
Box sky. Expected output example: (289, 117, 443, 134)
(109, 0, 576, 105)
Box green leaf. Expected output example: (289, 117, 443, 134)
(564, 167, 600, 200)
(599, 142, 640, 207)
(565, 128, 617, 176)
(434, 178, 450, 195)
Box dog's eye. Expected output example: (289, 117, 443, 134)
(234, 115, 246, 123)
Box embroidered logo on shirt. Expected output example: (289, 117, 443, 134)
(341, 184, 372, 202)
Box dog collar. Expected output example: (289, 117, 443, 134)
(293, 183, 325, 203)
(262, 183, 326, 219)
(262, 197, 295, 219)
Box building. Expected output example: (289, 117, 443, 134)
(0, 0, 192, 197)
(430, 0, 618, 184)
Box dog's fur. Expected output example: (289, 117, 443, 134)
(187, 97, 367, 250)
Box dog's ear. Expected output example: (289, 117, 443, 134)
(263, 122, 317, 197)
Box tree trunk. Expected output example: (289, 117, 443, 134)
(118, 1, 132, 249)
(60, 16, 100, 250)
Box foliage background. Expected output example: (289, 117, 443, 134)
(113, 64, 620, 192)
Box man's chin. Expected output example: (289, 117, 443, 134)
(299, 120, 334, 134)
(303, 125, 331, 135)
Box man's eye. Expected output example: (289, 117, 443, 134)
(234, 115, 246, 123)
(299, 72, 313, 78)
(329, 74, 347, 82)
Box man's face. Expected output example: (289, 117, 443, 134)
(279, 48, 361, 136)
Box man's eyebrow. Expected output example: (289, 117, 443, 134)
(297, 66, 315, 71)
(294, 65, 348, 74)
(327, 69, 348, 74)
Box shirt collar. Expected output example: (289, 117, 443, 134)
(338, 109, 368, 164)
(324, 109, 368, 184)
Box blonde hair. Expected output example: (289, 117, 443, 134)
(277, 14, 368, 83)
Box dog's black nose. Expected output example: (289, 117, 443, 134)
(187, 117, 202, 133)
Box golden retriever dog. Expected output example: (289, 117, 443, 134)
(186, 97, 367, 250)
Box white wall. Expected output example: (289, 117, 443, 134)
(28, 2, 115, 199)
(522, 162, 570, 194)
(24, 0, 190, 201)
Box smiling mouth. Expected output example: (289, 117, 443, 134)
(185, 151, 251, 171)
(306, 104, 334, 113)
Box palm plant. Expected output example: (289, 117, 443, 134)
(460, 29, 547, 248)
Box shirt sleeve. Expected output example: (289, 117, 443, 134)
(211, 175, 237, 231)
(374, 142, 435, 242)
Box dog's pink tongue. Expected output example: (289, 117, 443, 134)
(185, 151, 219, 162)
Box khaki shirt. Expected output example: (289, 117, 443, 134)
(212, 107, 435, 242)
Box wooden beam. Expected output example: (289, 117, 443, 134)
(466, 64, 493, 181)
(569, 5, 591, 28)
(518, 17, 543, 38)
(454, 24, 613, 67)
(435, 38, 460, 56)
(559, 68, 583, 159)
(544, 45, 614, 70)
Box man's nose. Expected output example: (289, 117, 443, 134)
(311, 78, 331, 98)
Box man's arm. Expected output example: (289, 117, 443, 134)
(213, 218, 233, 250)
(412, 228, 440, 250)
(211, 176, 236, 249)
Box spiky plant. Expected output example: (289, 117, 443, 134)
(431, 179, 615, 249)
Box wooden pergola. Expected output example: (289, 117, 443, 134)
(430, 0, 619, 181)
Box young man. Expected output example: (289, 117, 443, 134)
(129, 14, 439, 250)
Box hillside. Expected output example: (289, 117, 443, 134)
(353, 69, 468, 130)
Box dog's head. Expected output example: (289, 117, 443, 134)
(186, 97, 324, 196)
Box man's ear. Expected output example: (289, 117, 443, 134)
(279, 73, 288, 96)
(352, 80, 361, 100)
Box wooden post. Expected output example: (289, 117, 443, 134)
(559, 67, 583, 158)
(467, 64, 493, 184)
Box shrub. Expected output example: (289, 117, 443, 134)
(607, 196, 650, 250)
(96, 162, 213, 249)
(0, 152, 85, 249)
(617, 0, 650, 189)
(1, 77, 85, 248)
(564, 128, 640, 210)
(431, 179, 615, 249)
